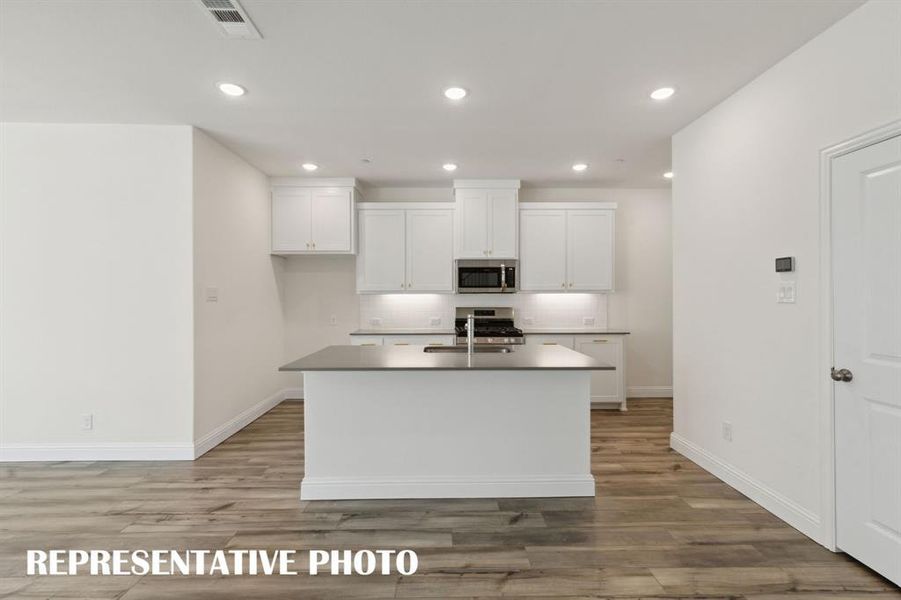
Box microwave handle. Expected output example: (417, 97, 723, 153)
(500, 263, 506, 291)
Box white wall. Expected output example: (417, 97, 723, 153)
(0, 124, 195, 458)
(671, 0, 901, 545)
(192, 130, 289, 447)
(280, 186, 673, 396)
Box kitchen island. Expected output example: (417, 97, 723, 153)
(280, 344, 613, 500)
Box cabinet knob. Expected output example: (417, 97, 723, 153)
(561, 283, 566, 288)
(569, 282, 573, 288)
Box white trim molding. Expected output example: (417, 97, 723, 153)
(627, 386, 673, 398)
(0, 442, 195, 462)
(1, 388, 302, 462)
(671, 433, 822, 543)
(817, 118, 901, 551)
(300, 474, 595, 500)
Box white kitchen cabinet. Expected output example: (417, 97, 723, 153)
(567, 210, 614, 291)
(356, 203, 454, 293)
(406, 209, 454, 291)
(525, 334, 575, 349)
(573, 335, 626, 410)
(350, 334, 455, 346)
(519, 202, 616, 292)
(357, 209, 406, 292)
(453, 180, 520, 259)
(519, 210, 567, 290)
(270, 178, 359, 255)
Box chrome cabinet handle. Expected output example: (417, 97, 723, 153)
(592, 339, 608, 343)
(831, 367, 853, 382)
(542, 342, 558, 345)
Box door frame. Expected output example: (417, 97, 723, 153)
(818, 118, 901, 551)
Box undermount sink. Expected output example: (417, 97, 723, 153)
(424, 346, 514, 353)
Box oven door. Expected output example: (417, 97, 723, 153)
(456, 261, 517, 293)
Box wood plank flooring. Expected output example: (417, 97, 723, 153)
(1, 399, 897, 599)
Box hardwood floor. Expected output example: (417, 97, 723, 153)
(1, 399, 897, 599)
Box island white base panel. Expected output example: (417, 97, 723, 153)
(301, 370, 594, 500)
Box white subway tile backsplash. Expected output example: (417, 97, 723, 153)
(359, 293, 607, 330)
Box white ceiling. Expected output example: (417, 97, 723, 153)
(1, 0, 862, 188)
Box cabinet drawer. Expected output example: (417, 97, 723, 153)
(524, 334, 575, 349)
(383, 335, 456, 346)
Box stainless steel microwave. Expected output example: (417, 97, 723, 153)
(456, 260, 518, 293)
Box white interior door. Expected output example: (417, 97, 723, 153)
(311, 188, 352, 251)
(356, 209, 406, 292)
(406, 209, 453, 291)
(567, 210, 614, 291)
(833, 134, 901, 586)
(520, 210, 567, 291)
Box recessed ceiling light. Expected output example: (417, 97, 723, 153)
(301, 163, 318, 172)
(572, 163, 588, 172)
(663, 171, 674, 179)
(442, 163, 458, 172)
(444, 87, 467, 100)
(650, 87, 675, 100)
(217, 82, 246, 97)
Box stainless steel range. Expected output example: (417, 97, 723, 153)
(454, 307, 524, 346)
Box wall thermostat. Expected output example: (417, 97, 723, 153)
(775, 257, 795, 272)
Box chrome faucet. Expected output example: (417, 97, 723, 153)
(466, 313, 475, 356)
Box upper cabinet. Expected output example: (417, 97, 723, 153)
(356, 203, 454, 293)
(453, 180, 519, 259)
(519, 202, 616, 292)
(270, 178, 359, 255)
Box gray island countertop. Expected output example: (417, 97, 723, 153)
(348, 328, 630, 336)
(280, 344, 614, 371)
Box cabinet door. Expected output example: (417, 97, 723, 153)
(525, 334, 575, 349)
(575, 336, 624, 407)
(271, 189, 312, 252)
(567, 210, 614, 291)
(406, 209, 453, 292)
(520, 210, 567, 291)
(489, 189, 518, 258)
(356, 210, 406, 292)
(455, 189, 490, 258)
(311, 188, 352, 252)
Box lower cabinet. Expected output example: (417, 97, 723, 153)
(525, 333, 627, 410)
(350, 335, 455, 347)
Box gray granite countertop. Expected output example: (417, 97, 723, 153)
(521, 329, 630, 335)
(279, 344, 614, 371)
(349, 329, 456, 336)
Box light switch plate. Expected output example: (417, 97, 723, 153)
(81, 414, 93, 431)
(369, 318, 382, 327)
(583, 317, 596, 326)
(523, 317, 534, 326)
(429, 316, 441, 327)
(777, 281, 797, 303)
(205, 287, 219, 302)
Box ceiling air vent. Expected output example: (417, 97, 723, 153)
(196, 0, 261, 39)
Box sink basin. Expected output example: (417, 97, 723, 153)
(424, 346, 513, 353)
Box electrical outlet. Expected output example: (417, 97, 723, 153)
(429, 316, 441, 327)
(583, 317, 596, 326)
(722, 421, 733, 442)
(81, 414, 93, 431)
(329, 315, 337, 326)
(523, 316, 534, 326)
(369, 318, 382, 327)
(777, 281, 796, 303)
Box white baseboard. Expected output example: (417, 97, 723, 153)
(670, 432, 822, 543)
(282, 387, 303, 400)
(300, 474, 596, 500)
(0, 442, 195, 462)
(0, 387, 301, 463)
(193, 388, 290, 458)
(628, 386, 673, 398)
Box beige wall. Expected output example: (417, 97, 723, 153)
(671, 0, 900, 544)
(192, 130, 289, 441)
(0, 124, 195, 456)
